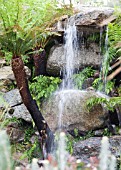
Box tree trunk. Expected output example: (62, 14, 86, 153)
(33, 49, 46, 77)
(11, 56, 54, 156)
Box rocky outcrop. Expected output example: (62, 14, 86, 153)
(73, 136, 121, 163)
(47, 7, 115, 76)
(55, 7, 115, 32)
(69, 7, 114, 28)
(41, 89, 109, 132)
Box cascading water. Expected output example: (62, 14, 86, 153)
(99, 25, 109, 93)
(57, 23, 78, 130)
(62, 24, 78, 89)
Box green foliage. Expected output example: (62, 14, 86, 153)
(29, 75, 62, 106)
(66, 135, 74, 154)
(87, 33, 100, 43)
(108, 22, 121, 47)
(21, 131, 42, 162)
(93, 78, 115, 94)
(0, 0, 73, 62)
(86, 96, 121, 112)
(73, 67, 95, 89)
(0, 117, 22, 129)
(103, 128, 112, 136)
(100, 11, 121, 80)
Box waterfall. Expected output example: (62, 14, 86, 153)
(57, 23, 78, 130)
(99, 25, 109, 93)
(61, 24, 78, 89)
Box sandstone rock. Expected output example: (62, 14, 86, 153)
(73, 136, 121, 163)
(0, 66, 31, 81)
(41, 89, 108, 132)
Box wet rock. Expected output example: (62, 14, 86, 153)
(41, 89, 109, 132)
(47, 7, 115, 76)
(47, 44, 102, 76)
(94, 129, 104, 136)
(73, 136, 121, 163)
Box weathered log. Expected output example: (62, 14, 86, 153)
(11, 56, 54, 156)
(109, 60, 121, 70)
(107, 66, 121, 81)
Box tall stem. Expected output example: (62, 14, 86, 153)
(11, 56, 54, 156)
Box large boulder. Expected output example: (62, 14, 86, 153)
(73, 136, 121, 163)
(41, 89, 108, 132)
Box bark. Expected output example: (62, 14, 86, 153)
(33, 49, 46, 77)
(109, 60, 121, 70)
(11, 56, 54, 155)
(107, 66, 121, 81)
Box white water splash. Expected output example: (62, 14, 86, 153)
(62, 24, 78, 89)
(57, 23, 78, 130)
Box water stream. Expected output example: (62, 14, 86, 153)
(57, 23, 78, 130)
(99, 25, 109, 93)
(62, 24, 78, 90)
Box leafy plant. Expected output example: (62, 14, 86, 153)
(93, 78, 115, 94)
(73, 67, 95, 89)
(100, 10, 121, 82)
(21, 136, 42, 162)
(29, 75, 62, 106)
(86, 96, 121, 112)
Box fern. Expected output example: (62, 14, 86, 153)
(73, 67, 95, 90)
(86, 96, 121, 112)
(0, 0, 72, 60)
(29, 75, 62, 106)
